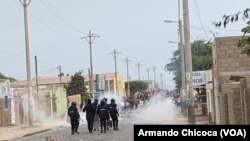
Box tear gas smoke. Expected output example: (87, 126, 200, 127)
(97, 92, 125, 109)
(79, 91, 186, 125)
(123, 91, 186, 124)
(38, 91, 185, 127)
(79, 92, 125, 124)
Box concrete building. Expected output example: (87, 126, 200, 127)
(97, 73, 126, 97)
(212, 36, 250, 124)
(10, 72, 126, 123)
(0, 79, 16, 126)
(11, 76, 69, 122)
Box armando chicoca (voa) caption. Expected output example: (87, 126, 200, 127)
(137, 128, 247, 138)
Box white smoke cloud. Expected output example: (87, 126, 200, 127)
(79, 92, 125, 124)
(97, 92, 125, 110)
(38, 91, 186, 127)
(123, 91, 185, 124)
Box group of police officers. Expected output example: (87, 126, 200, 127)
(67, 98, 119, 135)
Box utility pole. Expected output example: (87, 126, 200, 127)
(211, 33, 220, 124)
(88, 68, 91, 94)
(145, 68, 151, 88)
(34, 55, 39, 115)
(177, 0, 187, 115)
(109, 49, 121, 95)
(20, 0, 33, 126)
(152, 66, 157, 90)
(183, 0, 195, 124)
(135, 62, 142, 81)
(178, 0, 186, 94)
(164, 0, 186, 100)
(35, 55, 39, 99)
(160, 74, 164, 90)
(123, 58, 132, 98)
(81, 31, 100, 98)
(34, 55, 39, 121)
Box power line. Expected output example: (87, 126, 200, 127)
(11, 0, 80, 39)
(99, 38, 113, 52)
(0, 49, 25, 58)
(194, 0, 210, 39)
(29, 13, 80, 39)
(37, 67, 59, 75)
(0, 48, 59, 68)
(41, 0, 84, 34)
(14, 66, 59, 79)
(0, 48, 62, 79)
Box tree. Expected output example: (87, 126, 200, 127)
(214, 8, 250, 55)
(125, 80, 148, 96)
(192, 40, 212, 71)
(64, 71, 88, 101)
(165, 40, 212, 90)
(0, 73, 16, 82)
(165, 49, 181, 90)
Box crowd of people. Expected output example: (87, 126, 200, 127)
(123, 90, 158, 110)
(67, 98, 119, 135)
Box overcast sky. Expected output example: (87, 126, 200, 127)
(0, 0, 248, 89)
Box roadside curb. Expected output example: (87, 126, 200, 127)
(5, 128, 52, 141)
(23, 129, 52, 137)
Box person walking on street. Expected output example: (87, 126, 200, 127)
(92, 99, 99, 131)
(108, 99, 119, 130)
(103, 97, 111, 130)
(97, 99, 109, 133)
(83, 99, 95, 133)
(68, 102, 80, 135)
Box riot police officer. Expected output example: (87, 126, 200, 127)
(97, 99, 109, 133)
(103, 97, 111, 130)
(108, 99, 119, 130)
(68, 102, 80, 135)
(83, 99, 95, 133)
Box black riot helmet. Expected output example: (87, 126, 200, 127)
(111, 98, 115, 103)
(103, 97, 107, 103)
(101, 99, 105, 104)
(71, 101, 76, 106)
(94, 99, 98, 103)
(87, 99, 91, 104)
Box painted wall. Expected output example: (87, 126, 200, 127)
(55, 88, 67, 118)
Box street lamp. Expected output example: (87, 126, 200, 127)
(165, 20, 186, 92)
(168, 41, 178, 44)
(164, 18, 186, 114)
(165, 0, 195, 124)
(164, 20, 179, 24)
